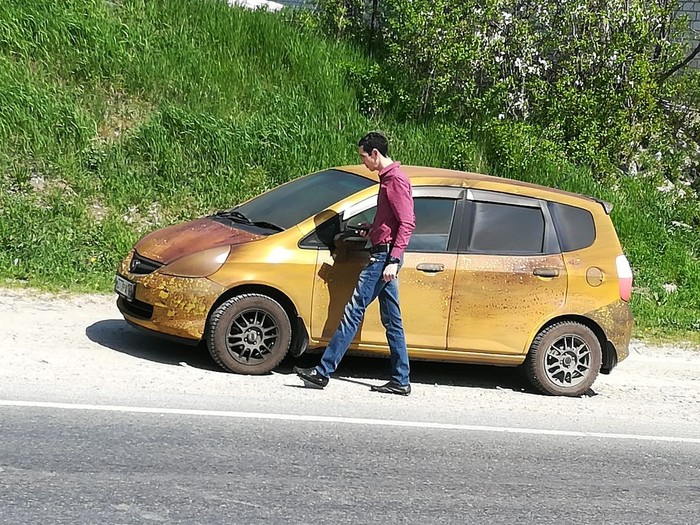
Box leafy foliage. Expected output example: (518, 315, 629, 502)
(0, 0, 698, 335)
(319, 0, 697, 177)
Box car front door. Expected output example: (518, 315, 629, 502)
(447, 189, 567, 355)
(307, 187, 463, 352)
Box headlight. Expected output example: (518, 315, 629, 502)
(159, 245, 231, 278)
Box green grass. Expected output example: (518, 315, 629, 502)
(0, 0, 698, 339)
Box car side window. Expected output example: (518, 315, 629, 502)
(347, 207, 377, 229)
(300, 195, 459, 252)
(343, 197, 457, 252)
(467, 200, 545, 254)
(407, 198, 456, 252)
(299, 214, 341, 248)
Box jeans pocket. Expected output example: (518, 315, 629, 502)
(368, 252, 388, 265)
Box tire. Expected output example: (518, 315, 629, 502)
(524, 321, 602, 396)
(206, 293, 292, 375)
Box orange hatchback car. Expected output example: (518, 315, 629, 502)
(115, 166, 634, 396)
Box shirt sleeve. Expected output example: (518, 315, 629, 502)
(386, 173, 416, 259)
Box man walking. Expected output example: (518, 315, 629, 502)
(294, 132, 416, 395)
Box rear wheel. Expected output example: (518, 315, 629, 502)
(524, 321, 602, 396)
(207, 293, 291, 374)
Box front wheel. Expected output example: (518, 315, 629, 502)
(207, 293, 291, 374)
(524, 321, 602, 396)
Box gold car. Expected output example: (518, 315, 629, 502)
(115, 166, 634, 396)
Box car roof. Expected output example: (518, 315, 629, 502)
(335, 164, 606, 209)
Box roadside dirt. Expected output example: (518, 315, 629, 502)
(1, 287, 698, 437)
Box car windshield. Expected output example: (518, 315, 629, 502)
(234, 169, 375, 229)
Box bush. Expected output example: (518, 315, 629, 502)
(317, 0, 696, 177)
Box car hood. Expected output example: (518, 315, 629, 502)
(134, 217, 264, 264)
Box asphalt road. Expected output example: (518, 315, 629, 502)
(0, 289, 699, 524)
(1, 406, 698, 525)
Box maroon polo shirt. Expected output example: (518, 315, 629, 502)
(369, 162, 416, 259)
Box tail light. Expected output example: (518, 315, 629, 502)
(616, 255, 633, 302)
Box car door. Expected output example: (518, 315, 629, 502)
(306, 187, 463, 352)
(447, 189, 567, 355)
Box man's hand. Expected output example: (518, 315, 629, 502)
(358, 222, 371, 238)
(383, 263, 399, 282)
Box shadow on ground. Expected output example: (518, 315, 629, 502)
(87, 319, 536, 393)
(284, 352, 534, 394)
(85, 319, 220, 372)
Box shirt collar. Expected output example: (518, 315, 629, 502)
(379, 161, 401, 178)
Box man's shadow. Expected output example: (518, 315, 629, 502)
(317, 247, 366, 339)
(85, 319, 221, 371)
(285, 350, 536, 393)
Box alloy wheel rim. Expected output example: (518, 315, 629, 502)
(544, 334, 591, 388)
(226, 308, 279, 364)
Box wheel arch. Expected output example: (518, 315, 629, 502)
(533, 314, 614, 372)
(205, 283, 309, 356)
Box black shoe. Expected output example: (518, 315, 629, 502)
(370, 381, 411, 396)
(293, 366, 329, 389)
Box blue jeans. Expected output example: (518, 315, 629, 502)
(316, 251, 410, 386)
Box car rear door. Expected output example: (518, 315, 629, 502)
(447, 189, 567, 355)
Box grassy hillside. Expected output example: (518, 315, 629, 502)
(0, 0, 698, 339)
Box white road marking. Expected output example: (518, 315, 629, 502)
(1, 399, 699, 444)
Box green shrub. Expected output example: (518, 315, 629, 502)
(317, 0, 695, 176)
(0, 0, 698, 336)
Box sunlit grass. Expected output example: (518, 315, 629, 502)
(0, 0, 698, 336)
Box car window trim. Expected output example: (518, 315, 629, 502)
(447, 196, 466, 252)
(467, 188, 541, 207)
(341, 194, 378, 221)
(540, 200, 562, 254)
(340, 186, 464, 221)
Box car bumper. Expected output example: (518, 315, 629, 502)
(115, 252, 225, 342)
(587, 299, 634, 368)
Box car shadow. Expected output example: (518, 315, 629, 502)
(86, 320, 569, 395)
(85, 319, 221, 372)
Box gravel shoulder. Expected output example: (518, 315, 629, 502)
(1, 287, 699, 439)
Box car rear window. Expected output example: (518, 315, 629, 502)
(548, 202, 596, 252)
(236, 169, 374, 229)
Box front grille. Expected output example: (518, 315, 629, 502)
(129, 251, 163, 275)
(118, 296, 154, 320)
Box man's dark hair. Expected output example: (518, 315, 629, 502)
(358, 132, 389, 157)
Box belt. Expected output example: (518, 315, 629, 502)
(370, 243, 392, 254)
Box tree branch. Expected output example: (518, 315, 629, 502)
(658, 41, 700, 83)
(366, 0, 379, 54)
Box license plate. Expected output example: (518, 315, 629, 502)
(114, 275, 135, 301)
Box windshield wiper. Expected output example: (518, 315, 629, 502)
(251, 221, 285, 232)
(214, 210, 284, 232)
(215, 210, 253, 224)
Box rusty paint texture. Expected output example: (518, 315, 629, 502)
(117, 250, 224, 340)
(135, 218, 263, 264)
(585, 300, 634, 362)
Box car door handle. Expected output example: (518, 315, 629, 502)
(416, 263, 445, 273)
(533, 267, 560, 278)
